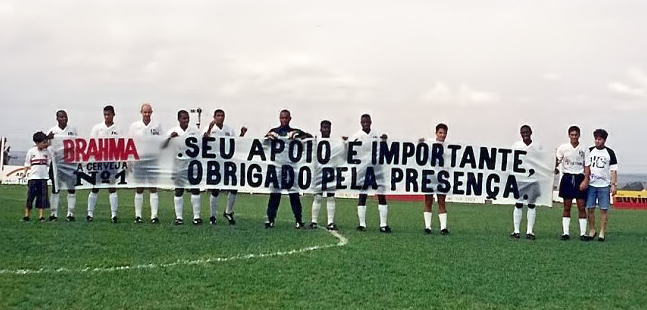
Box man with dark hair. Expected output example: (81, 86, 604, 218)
(556, 125, 590, 241)
(46, 110, 78, 221)
(585, 129, 617, 242)
(203, 109, 247, 225)
(309, 119, 338, 230)
(264, 109, 312, 229)
(421, 123, 449, 234)
(511, 124, 542, 240)
(87, 105, 121, 223)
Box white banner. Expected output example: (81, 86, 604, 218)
(51, 136, 555, 206)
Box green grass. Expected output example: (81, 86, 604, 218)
(1, 184, 646, 310)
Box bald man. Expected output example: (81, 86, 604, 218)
(128, 103, 163, 224)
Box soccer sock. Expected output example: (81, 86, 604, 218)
(134, 193, 144, 218)
(439, 213, 447, 230)
(562, 217, 570, 235)
(150, 193, 159, 219)
(50, 193, 60, 217)
(209, 195, 219, 218)
(109, 193, 118, 218)
(226, 193, 236, 214)
(513, 207, 522, 234)
(67, 193, 76, 216)
(311, 195, 322, 223)
(423, 211, 432, 229)
(526, 208, 536, 234)
(378, 204, 388, 227)
(191, 194, 201, 219)
(326, 196, 336, 225)
(87, 192, 98, 217)
(174, 196, 183, 220)
(579, 218, 588, 236)
(357, 205, 367, 227)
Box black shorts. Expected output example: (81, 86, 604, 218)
(26, 179, 49, 209)
(559, 173, 586, 200)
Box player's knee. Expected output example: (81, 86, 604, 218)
(528, 204, 536, 209)
(174, 188, 184, 197)
(378, 195, 387, 205)
(68, 189, 75, 194)
(91, 188, 100, 194)
(515, 203, 523, 209)
(189, 189, 200, 195)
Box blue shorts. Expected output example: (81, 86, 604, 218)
(586, 186, 611, 210)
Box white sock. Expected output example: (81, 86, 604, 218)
(174, 196, 183, 220)
(513, 207, 522, 234)
(191, 194, 201, 219)
(134, 193, 144, 218)
(209, 194, 219, 217)
(526, 208, 536, 234)
(439, 213, 447, 230)
(87, 192, 98, 217)
(357, 205, 367, 227)
(378, 204, 388, 227)
(326, 196, 336, 225)
(226, 192, 236, 214)
(67, 193, 76, 216)
(50, 193, 60, 217)
(150, 193, 159, 219)
(311, 194, 322, 223)
(562, 217, 570, 235)
(579, 218, 587, 236)
(109, 193, 118, 218)
(423, 211, 432, 229)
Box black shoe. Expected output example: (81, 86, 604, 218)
(209, 216, 217, 225)
(295, 221, 305, 229)
(580, 235, 591, 241)
(264, 221, 275, 229)
(424, 228, 432, 234)
(223, 212, 236, 225)
(111, 217, 118, 223)
(379, 226, 392, 233)
(510, 232, 520, 239)
(598, 236, 605, 242)
(22, 216, 30, 222)
(66, 215, 75, 222)
(151, 217, 160, 224)
(86, 215, 93, 222)
(440, 229, 450, 235)
(356, 225, 366, 231)
(561, 234, 570, 241)
(192, 218, 202, 225)
(38, 217, 45, 222)
(134, 216, 143, 224)
(308, 222, 318, 229)
(174, 218, 184, 225)
(48, 215, 58, 221)
(526, 233, 536, 240)
(326, 223, 339, 231)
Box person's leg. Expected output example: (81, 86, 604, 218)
(585, 187, 598, 236)
(357, 194, 367, 229)
(134, 187, 144, 222)
(598, 186, 611, 240)
(209, 189, 219, 224)
(326, 193, 336, 226)
(66, 189, 76, 219)
(49, 166, 59, 219)
(576, 198, 587, 237)
(512, 202, 523, 235)
(377, 194, 388, 229)
(438, 194, 448, 233)
(562, 199, 573, 237)
(526, 204, 536, 236)
(289, 193, 303, 225)
(149, 188, 159, 221)
(87, 188, 99, 219)
(266, 193, 281, 226)
(190, 189, 201, 223)
(108, 188, 118, 221)
(174, 188, 184, 222)
(311, 193, 322, 227)
(25, 180, 37, 219)
(423, 194, 433, 231)
(223, 190, 237, 225)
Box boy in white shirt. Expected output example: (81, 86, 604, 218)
(22, 132, 51, 222)
(421, 123, 450, 235)
(584, 129, 618, 242)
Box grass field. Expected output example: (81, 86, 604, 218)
(1, 184, 647, 310)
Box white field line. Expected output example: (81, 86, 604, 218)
(0, 228, 348, 276)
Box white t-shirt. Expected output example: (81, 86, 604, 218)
(586, 146, 618, 188)
(167, 125, 201, 159)
(512, 140, 543, 151)
(349, 129, 382, 141)
(48, 125, 78, 137)
(90, 122, 120, 137)
(556, 143, 588, 175)
(128, 120, 163, 137)
(204, 124, 236, 137)
(25, 147, 51, 180)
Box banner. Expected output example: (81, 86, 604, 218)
(51, 136, 556, 206)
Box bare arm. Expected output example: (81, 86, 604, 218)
(579, 166, 590, 191)
(611, 170, 618, 196)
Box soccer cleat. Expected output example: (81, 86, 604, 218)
(174, 218, 184, 225)
(38, 217, 45, 222)
(111, 217, 118, 223)
(526, 233, 536, 240)
(424, 228, 432, 234)
(264, 221, 275, 229)
(22, 216, 30, 222)
(151, 217, 160, 224)
(134, 216, 143, 224)
(308, 222, 318, 229)
(510, 232, 520, 239)
(561, 234, 570, 241)
(48, 215, 58, 221)
(295, 221, 305, 229)
(192, 218, 203, 225)
(209, 216, 217, 225)
(66, 215, 75, 222)
(440, 229, 450, 235)
(379, 226, 392, 233)
(86, 215, 93, 222)
(356, 225, 366, 231)
(223, 212, 236, 225)
(326, 223, 339, 231)
(580, 235, 590, 241)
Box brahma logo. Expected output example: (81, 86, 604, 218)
(63, 138, 140, 162)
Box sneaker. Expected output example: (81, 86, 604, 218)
(48, 215, 58, 221)
(424, 228, 432, 234)
(22, 216, 30, 222)
(580, 235, 591, 241)
(598, 236, 605, 242)
(38, 217, 45, 222)
(440, 229, 450, 235)
(86, 215, 93, 222)
(526, 233, 536, 240)
(308, 222, 318, 229)
(264, 221, 275, 229)
(111, 217, 118, 223)
(192, 218, 203, 225)
(510, 232, 520, 239)
(209, 216, 217, 225)
(223, 212, 236, 225)
(379, 226, 392, 233)
(356, 225, 366, 231)
(326, 223, 339, 231)
(174, 218, 184, 225)
(150, 217, 160, 224)
(295, 221, 305, 229)
(66, 215, 75, 222)
(134, 216, 143, 224)
(561, 234, 570, 241)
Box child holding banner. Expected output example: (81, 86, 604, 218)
(420, 123, 450, 235)
(22, 132, 51, 222)
(511, 125, 542, 240)
(309, 120, 338, 230)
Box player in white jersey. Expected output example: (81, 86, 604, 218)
(46, 110, 78, 221)
(309, 120, 339, 230)
(510, 125, 542, 240)
(87, 105, 121, 223)
(555, 126, 590, 241)
(202, 109, 247, 225)
(420, 123, 450, 235)
(584, 129, 618, 242)
(128, 103, 163, 224)
(22, 132, 52, 221)
(344, 114, 391, 233)
(164, 110, 202, 225)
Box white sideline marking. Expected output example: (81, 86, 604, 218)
(0, 229, 348, 275)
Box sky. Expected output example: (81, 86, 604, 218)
(1, 0, 646, 172)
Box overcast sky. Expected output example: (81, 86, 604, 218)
(1, 0, 646, 172)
